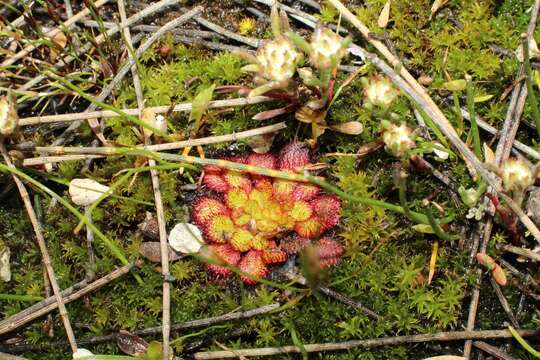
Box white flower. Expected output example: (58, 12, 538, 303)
(0, 243, 10, 282)
(382, 122, 415, 157)
(69, 178, 111, 206)
(256, 36, 301, 83)
(309, 26, 348, 69)
(364, 75, 400, 109)
(0, 95, 18, 136)
(501, 158, 534, 192)
(168, 223, 203, 254)
(73, 349, 94, 359)
(432, 142, 449, 160)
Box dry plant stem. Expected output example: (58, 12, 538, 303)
(489, 278, 519, 328)
(193, 329, 540, 359)
(0, 263, 134, 336)
(19, 96, 272, 125)
(496, 243, 540, 261)
(0, 143, 78, 353)
(498, 258, 540, 292)
(473, 341, 516, 360)
(124, 2, 171, 354)
(22, 123, 285, 166)
(192, 14, 261, 47)
(286, 274, 379, 319)
(1, 0, 110, 67)
(460, 109, 540, 160)
(118, 0, 144, 111)
(19, 0, 180, 91)
(81, 21, 226, 40)
(0, 280, 87, 335)
(324, 0, 540, 240)
(173, 35, 254, 54)
(64, 0, 74, 18)
(18, 303, 282, 348)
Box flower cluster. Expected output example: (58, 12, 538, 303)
(192, 142, 343, 284)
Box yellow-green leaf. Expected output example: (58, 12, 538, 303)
(190, 84, 215, 132)
(443, 79, 466, 92)
(473, 94, 494, 103)
(412, 224, 435, 234)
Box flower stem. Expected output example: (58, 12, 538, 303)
(522, 34, 540, 138)
(466, 74, 482, 161)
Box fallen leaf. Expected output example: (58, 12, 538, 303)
(117, 331, 149, 357)
(69, 178, 110, 207)
(329, 121, 363, 135)
(428, 240, 438, 284)
(492, 265, 507, 286)
(140, 108, 167, 139)
(139, 242, 183, 263)
(483, 143, 495, 166)
(377, 0, 391, 28)
(49, 31, 67, 62)
(476, 252, 496, 270)
(246, 132, 277, 153)
(168, 223, 203, 254)
(295, 106, 327, 124)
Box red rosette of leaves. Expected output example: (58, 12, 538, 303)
(278, 141, 310, 172)
(205, 243, 241, 277)
(239, 250, 268, 285)
(191, 197, 229, 227)
(310, 195, 341, 230)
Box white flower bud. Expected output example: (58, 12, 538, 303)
(69, 178, 111, 206)
(382, 122, 415, 157)
(501, 158, 534, 192)
(256, 36, 301, 83)
(364, 75, 400, 110)
(168, 223, 203, 254)
(309, 26, 348, 69)
(0, 95, 18, 136)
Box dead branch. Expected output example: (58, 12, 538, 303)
(192, 329, 540, 359)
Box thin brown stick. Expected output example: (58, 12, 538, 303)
(193, 329, 540, 359)
(0, 303, 280, 352)
(473, 341, 516, 360)
(1, 0, 110, 67)
(173, 35, 254, 54)
(122, 2, 172, 356)
(489, 278, 519, 328)
(192, 14, 261, 47)
(286, 273, 379, 319)
(0, 142, 78, 353)
(19, 96, 272, 126)
(21, 123, 286, 166)
(460, 109, 540, 160)
(496, 243, 540, 262)
(0, 263, 134, 336)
